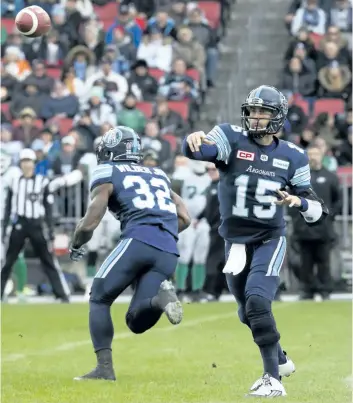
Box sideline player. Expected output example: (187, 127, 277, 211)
(69, 126, 191, 381)
(182, 85, 329, 397)
(176, 160, 211, 302)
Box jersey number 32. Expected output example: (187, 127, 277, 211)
(123, 175, 177, 214)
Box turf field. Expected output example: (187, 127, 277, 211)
(2, 301, 352, 403)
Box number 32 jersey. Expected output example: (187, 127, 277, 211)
(208, 123, 313, 244)
(90, 162, 179, 255)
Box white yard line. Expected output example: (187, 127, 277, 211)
(3, 304, 293, 363)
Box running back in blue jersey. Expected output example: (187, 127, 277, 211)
(90, 162, 179, 255)
(184, 123, 325, 244)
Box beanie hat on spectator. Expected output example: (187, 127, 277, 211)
(132, 60, 148, 70)
(52, 4, 66, 17)
(90, 86, 104, 100)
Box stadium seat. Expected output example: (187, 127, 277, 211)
(187, 68, 200, 83)
(167, 101, 189, 121)
(163, 134, 178, 152)
(93, 3, 118, 21)
(337, 166, 352, 187)
(292, 98, 310, 116)
(57, 118, 74, 135)
(102, 19, 115, 30)
(309, 33, 324, 49)
(1, 102, 10, 119)
(1, 18, 15, 33)
(136, 102, 154, 118)
(148, 68, 165, 81)
(197, 1, 221, 28)
(46, 67, 62, 79)
(12, 119, 44, 129)
(313, 99, 345, 118)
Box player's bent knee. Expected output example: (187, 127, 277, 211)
(89, 279, 114, 306)
(125, 312, 148, 334)
(245, 294, 280, 346)
(237, 305, 250, 326)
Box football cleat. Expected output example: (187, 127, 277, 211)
(279, 351, 296, 378)
(74, 366, 116, 381)
(248, 373, 287, 397)
(157, 280, 183, 325)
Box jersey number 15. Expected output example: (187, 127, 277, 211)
(123, 175, 177, 214)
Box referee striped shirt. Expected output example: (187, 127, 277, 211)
(5, 174, 53, 221)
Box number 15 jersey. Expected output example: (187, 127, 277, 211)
(90, 162, 179, 255)
(206, 123, 315, 244)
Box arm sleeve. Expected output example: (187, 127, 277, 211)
(182, 123, 235, 163)
(290, 152, 329, 225)
(43, 180, 54, 233)
(89, 164, 114, 192)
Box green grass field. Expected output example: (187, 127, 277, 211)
(1, 301, 352, 403)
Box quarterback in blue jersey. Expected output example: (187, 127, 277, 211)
(183, 85, 329, 398)
(69, 126, 190, 381)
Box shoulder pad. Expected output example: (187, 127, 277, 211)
(90, 164, 113, 191)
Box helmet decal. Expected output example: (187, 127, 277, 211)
(103, 127, 123, 148)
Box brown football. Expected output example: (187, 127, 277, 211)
(15, 6, 51, 38)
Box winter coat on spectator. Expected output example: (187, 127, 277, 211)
(109, 34, 137, 66)
(36, 35, 68, 66)
(327, 4, 352, 33)
(316, 49, 352, 71)
(184, 21, 217, 48)
(60, 0, 94, 19)
(120, 0, 156, 18)
(172, 39, 205, 74)
(105, 20, 143, 48)
(281, 63, 317, 97)
(22, 74, 55, 96)
(141, 136, 172, 168)
(145, 17, 177, 40)
(10, 90, 45, 118)
(85, 70, 129, 104)
(318, 65, 352, 99)
(128, 70, 158, 101)
(40, 92, 80, 120)
(12, 126, 41, 147)
(152, 109, 188, 138)
(116, 107, 146, 133)
(287, 104, 309, 134)
(159, 73, 199, 100)
(291, 5, 327, 36)
(137, 37, 173, 72)
(76, 101, 117, 127)
(284, 39, 317, 61)
(1, 72, 19, 101)
(64, 46, 97, 81)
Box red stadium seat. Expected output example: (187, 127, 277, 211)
(58, 118, 74, 135)
(46, 67, 62, 79)
(102, 19, 115, 31)
(313, 99, 345, 118)
(1, 18, 15, 33)
(12, 119, 44, 129)
(167, 101, 189, 121)
(148, 68, 165, 81)
(163, 134, 178, 152)
(197, 1, 221, 29)
(1, 103, 10, 119)
(187, 68, 200, 82)
(292, 98, 310, 116)
(93, 3, 118, 22)
(309, 33, 324, 50)
(337, 166, 352, 187)
(136, 101, 153, 118)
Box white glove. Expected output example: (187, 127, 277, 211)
(223, 243, 247, 276)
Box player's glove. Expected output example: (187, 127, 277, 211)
(69, 245, 86, 261)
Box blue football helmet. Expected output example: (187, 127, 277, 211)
(96, 126, 142, 164)
(241, 85, 288, 138)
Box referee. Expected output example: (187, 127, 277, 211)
(1, 149, 70, 302)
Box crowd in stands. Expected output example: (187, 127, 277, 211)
(281, 0, 352, 171)
(1, 0, 226, 175)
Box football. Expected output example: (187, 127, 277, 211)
(15, 6, 51, 38)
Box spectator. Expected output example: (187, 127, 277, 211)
(62, 66, 86, 98)
(85, 59, 129, 105)
(145, 9, 177, 40)
(116, 93, 146, 133)
(73, 111, 100, 150)
(3, 46, 31, 82)
(78, 21, 105, 62)
(64, 46, 97, 81)
(32, 139, 51, 176)
(287, 97, 309, 134)
(284, 27, 318, 61)
(141, 120, 172, 170)
(40, 81, 80, 120)
(172, 26, 206, 76)
(318, 60, 352, 100)
(281, 57, 317, 97)
(292, 42, 317, 74)
(185, 6, 219, 87)
(60, 0, 94, 19)
(137, 29, 173, 72)
(168, 1, 187, 26)
(152, 96, 188, 138)
(1, 60, 19, 101)
(23, 60, 55, 95)
(50, 4, 82, 48)
(105, 4, 143, 48)
(12, 107, 41, 147)
(313, 112, 341, 149)
(77, 86, 116, 127)
(128, 59, 158, 101)
(0, 123, 23, 162)
(51, 135, 82, 175)
(37, 128, 61, 162)
(36, 30, 68, 67)
(291, 0, 327, 36)
(120, 0, 156, 19)
(313, 137, 339, 172)
(335, 105, 352, 138)
(300, 124, 316, 148)
(319, 26, 350, 55)
(327, 0, 352, 47)
(316, 41, 351, 70)
(107, 26, 137, 69)
(142, 148, 160, 167)
(10, 82, 45, 118)
(335, 125, 352, 165)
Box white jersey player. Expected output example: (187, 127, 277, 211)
(176, 161, 211, 301)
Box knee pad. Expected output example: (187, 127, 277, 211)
(245, 294, 280, 347)
(237, 305, 250, 327)
(125, 311, 147, 335)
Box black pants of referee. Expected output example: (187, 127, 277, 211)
(204, 231, 226, 299)
(298, 240, 333, 296)
(1, 217, 69, 300)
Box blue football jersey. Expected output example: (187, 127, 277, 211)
(205, 123, 312, 243)
(90, 162, 179, 255)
